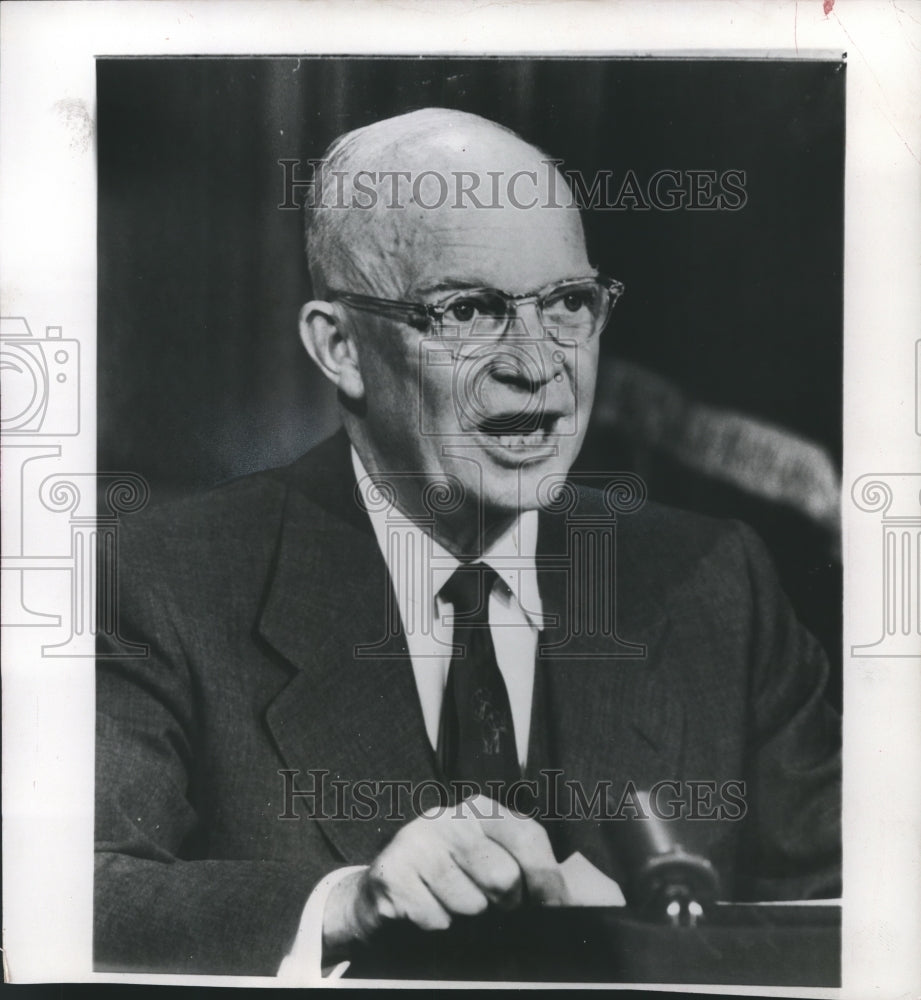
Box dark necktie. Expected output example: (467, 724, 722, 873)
(437, 562, 521, 805)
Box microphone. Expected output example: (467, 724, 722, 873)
(609, 790, 720, 927)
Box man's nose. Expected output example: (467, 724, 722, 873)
(489, 303, 567, 390)
(512, 299, 549, 341)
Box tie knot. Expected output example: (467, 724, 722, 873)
(441, 562, 498, 619)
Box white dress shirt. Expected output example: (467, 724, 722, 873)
(352, 447, 544, 766)
(278, 447, 545, 980)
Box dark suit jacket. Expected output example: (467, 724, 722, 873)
(95, 431, 840, 976)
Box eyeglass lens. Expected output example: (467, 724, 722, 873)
(437, 281, 609, 340)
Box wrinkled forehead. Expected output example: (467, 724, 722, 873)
(376, 200, 588, 298)
(322, 124, 590, 297)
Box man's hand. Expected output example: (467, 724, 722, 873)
(322, 795, 568, 957)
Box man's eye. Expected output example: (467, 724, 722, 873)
(446, 300, 478, 323)
(544, 286, 599, 324)
(556, 290, 592, 313)
(443, 293, 505, 325)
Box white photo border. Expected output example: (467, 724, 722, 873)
(1, 1, 919, 995)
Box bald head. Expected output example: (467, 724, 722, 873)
(305, 108, 587, 300)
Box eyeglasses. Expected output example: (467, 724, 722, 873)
(330, 275, 624, 344)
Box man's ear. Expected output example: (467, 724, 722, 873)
(298, 300, 365, 401)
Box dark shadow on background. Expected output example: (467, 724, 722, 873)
(97, 56, 844, 703)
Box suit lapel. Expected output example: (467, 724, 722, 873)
(258, 440, 437, 864)
(531, 504, 684, 866)
(257, 438, 683, 868)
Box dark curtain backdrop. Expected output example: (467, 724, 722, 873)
(97, 57, 844, 699)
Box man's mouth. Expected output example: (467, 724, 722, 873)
(476, 411, 566, 455)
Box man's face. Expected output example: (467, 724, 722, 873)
(346, 157, 599, 534)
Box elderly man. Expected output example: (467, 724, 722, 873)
(94, 108, 841, 978)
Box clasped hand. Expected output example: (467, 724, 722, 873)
(322, 794, 568, 956)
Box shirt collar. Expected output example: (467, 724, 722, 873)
(350, 446, 542, 628)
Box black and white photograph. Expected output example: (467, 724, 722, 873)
(93, 54, 844, 986)
(1, 2, 919, 996)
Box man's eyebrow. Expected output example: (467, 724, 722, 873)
(412, 279, 495, 297)
(412, 272, 600, 299)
